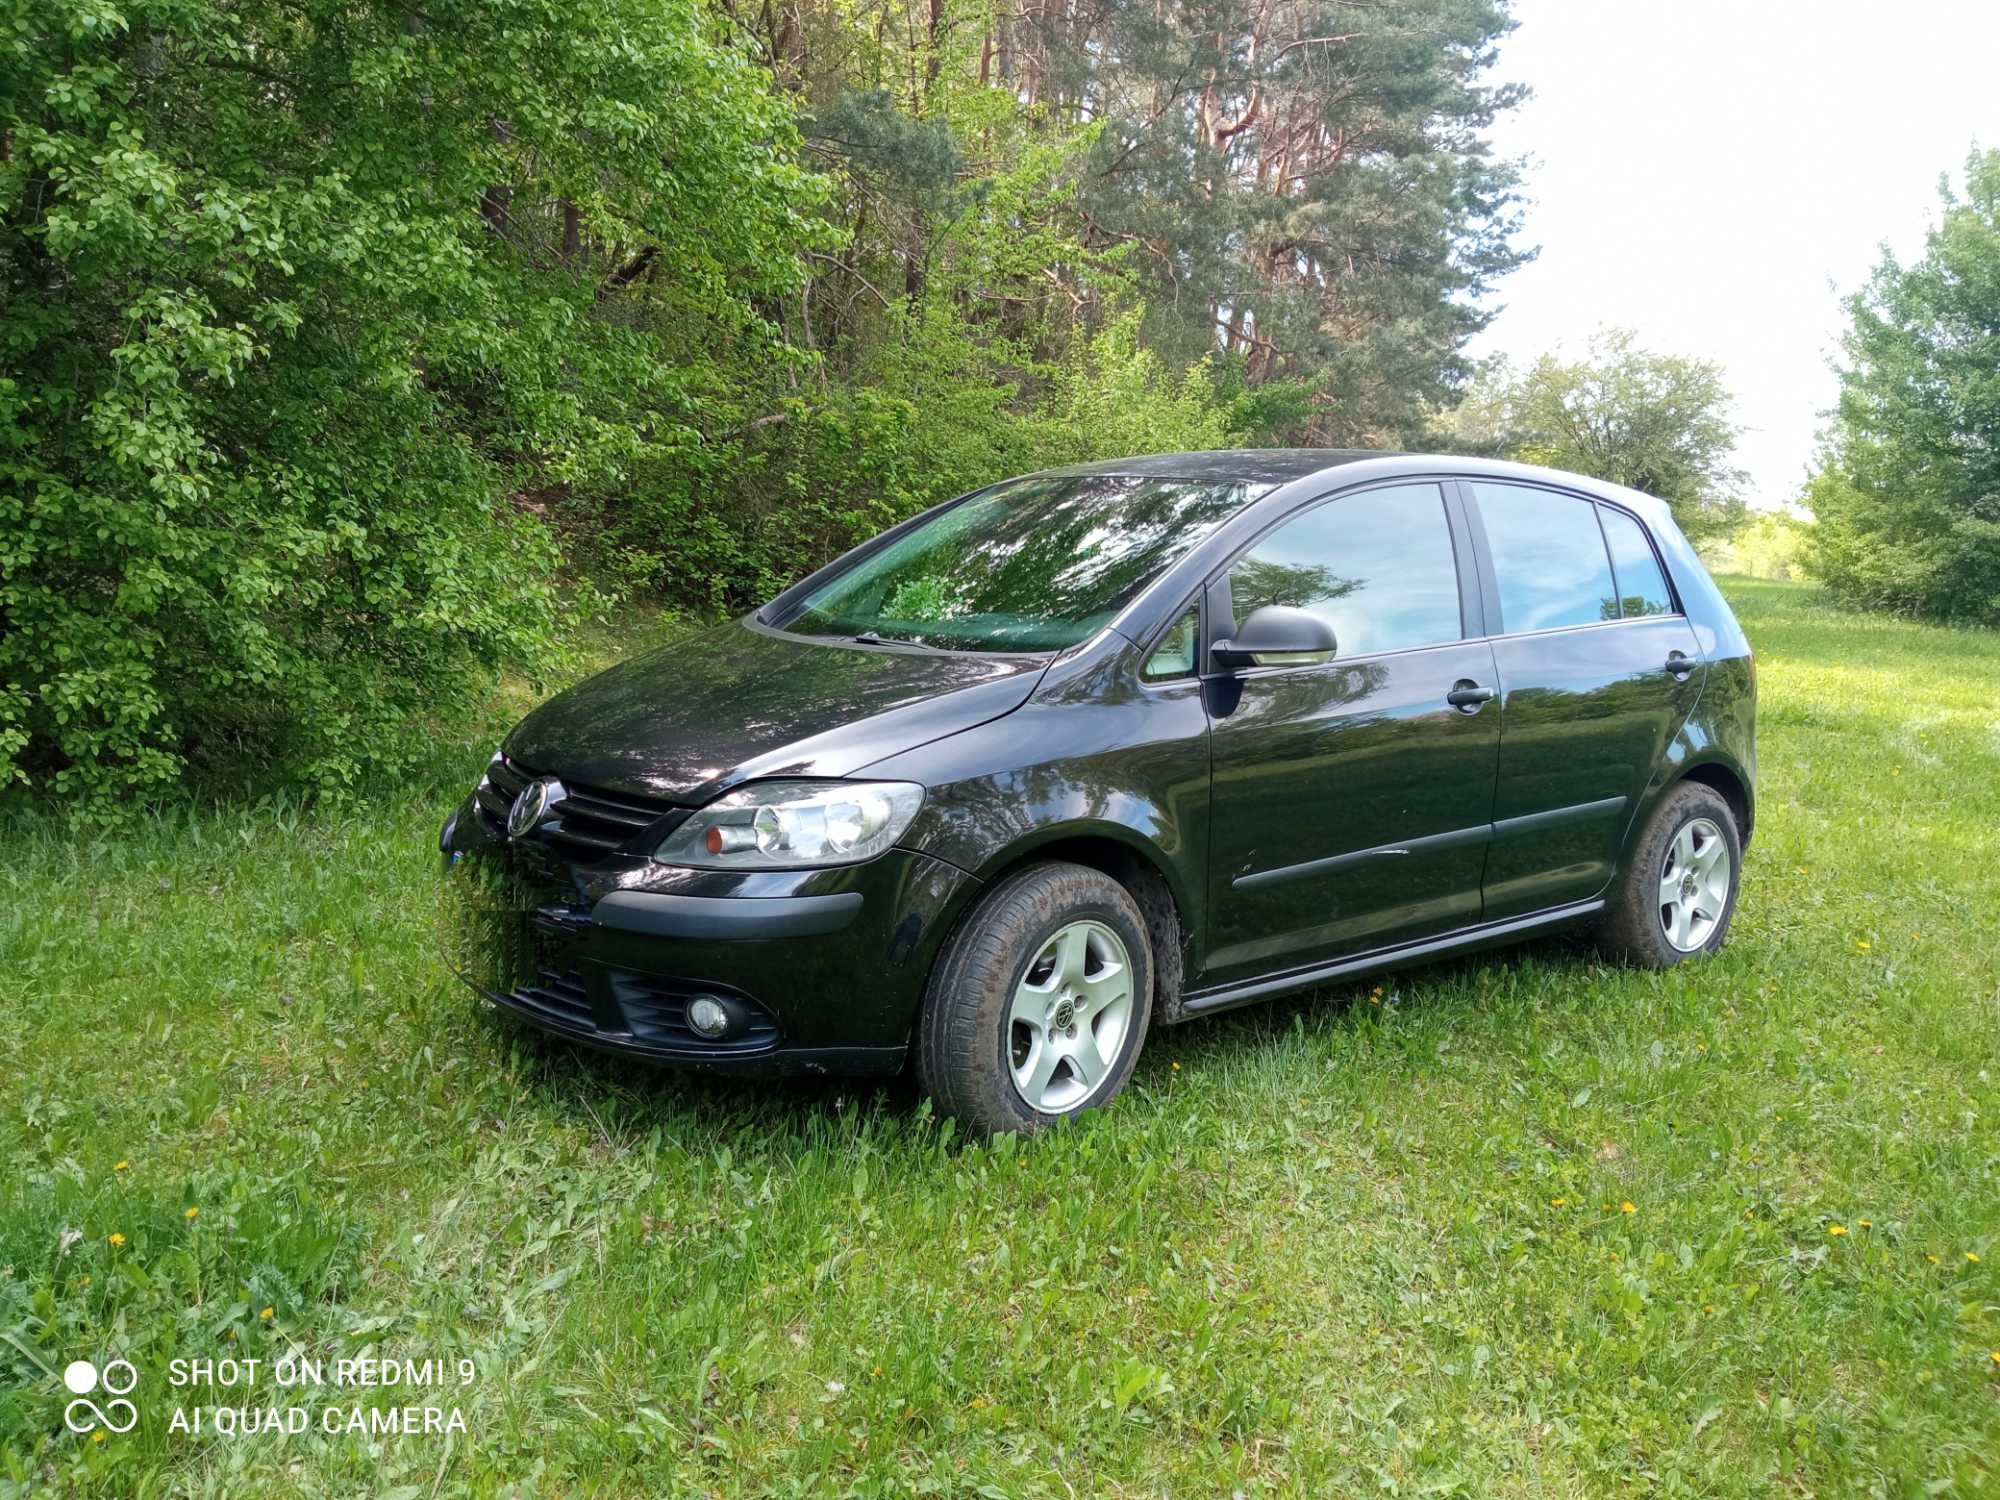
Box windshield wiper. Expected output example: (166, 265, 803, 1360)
(851, 630, 928, 649)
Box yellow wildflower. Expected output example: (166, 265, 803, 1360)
(114, 1161, 129, 1172)
(260, 1306, 275, 1321)
(1550, 1197, 1566, 1208)
(1829, 1224, 1848, 1237)
(1856, 940, 1871, 953)
(107, 1232, 125, 1247)
(183, 1206, 198, 1221)
(1969, 1252, 1982, 1264)
(1620, 1202, 1636, 1215)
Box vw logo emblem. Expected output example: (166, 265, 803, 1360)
(507, 777, 565, 838)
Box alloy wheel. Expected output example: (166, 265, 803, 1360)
(1658, 816, 1730, 952)
(1007, 920, 1135, 1114)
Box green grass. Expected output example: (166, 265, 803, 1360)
(3, 578, 1997, 1497)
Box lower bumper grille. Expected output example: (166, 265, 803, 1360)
(506, 969, 596, 1034)
(491, 967, 779, 1055)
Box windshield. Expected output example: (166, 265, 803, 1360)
(778, 474, 1268, 652)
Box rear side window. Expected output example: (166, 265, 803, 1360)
(1472, 483, 1618, 632)
(1597, 506, 1675, 617)
(1228, 482, 1463, 657)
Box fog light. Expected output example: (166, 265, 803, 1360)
(686, 996, 732, 1039)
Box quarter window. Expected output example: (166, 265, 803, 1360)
(1227, 483, 1463, 657)
(1472, 483, 1619, 632)
(1597, 505, 1675, 618)
(1143, 606, 1200, 679)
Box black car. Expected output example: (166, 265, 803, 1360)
(439, 451, 1755, 1134)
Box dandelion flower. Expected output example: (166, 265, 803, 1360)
(1991, 1352, 2000, 1366)
(1703, 1304, 1717, 1316)
(1171, 1061, 1181, 1072)
(1828, 1224, 1848, 1236)
(1856, 940, 1871, 953)
(260, 1306, 274, 1321)
(1620, 1202, 1636, 1215)
(183, 1206, 199, 1221)
(1550, 1197, 1566, 1208)
(107, 1232, 125, 1247)
(1859, 1219, 1872, 1229)
(1928, 1254, 1942, 1265)
(92, 1430, 106, 1445)
(1969, 1252, 1982, 1264)
(114, 1161, 129, 1172)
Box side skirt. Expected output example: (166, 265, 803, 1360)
(1175, 898, 1605, 1021)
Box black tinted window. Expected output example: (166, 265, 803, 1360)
(1228, 483, 1462, 656)
(1597, 506, 1674, 618)
(1473, 483, 1619, 632)
(782, 475, 1266, 652)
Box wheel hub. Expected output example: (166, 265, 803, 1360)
(1658, 816, 1731, 952)
(1007, 919, 1135, 1115)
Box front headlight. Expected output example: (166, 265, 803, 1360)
(655, 780, 925, 870)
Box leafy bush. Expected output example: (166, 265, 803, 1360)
(0, 0, 817, 809)
(567, 308, 1242, 613)
(1706, 512, 1814, 581)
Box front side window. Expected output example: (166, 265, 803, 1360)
(1472, 483, 1619, 632)
(780, 475, 1268, 652)
(1597, 505, 1675, 618)
(1227, 482, 1463, 657)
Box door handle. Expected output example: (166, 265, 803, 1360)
(1664, 650, 1694, 680)
(1446, 680, 1496, 711)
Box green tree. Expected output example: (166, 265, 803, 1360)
(1804, 149, 2000, 623)
(1443, 329, 1747, 541)
(0, 0, 819, 805)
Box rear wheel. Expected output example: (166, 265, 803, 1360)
(916, 861, 1154, 1137)
(1596, 781, 1742, 967)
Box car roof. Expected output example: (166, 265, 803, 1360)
(1031, 449, 1388, 485)
(1030, 449, 1674, 528)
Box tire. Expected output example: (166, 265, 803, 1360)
(916, 861, 1154, 1138)
(1596, 781, 1743, 967)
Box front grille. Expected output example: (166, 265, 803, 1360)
(476, 755, 681, 865)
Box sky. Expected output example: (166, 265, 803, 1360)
(1468, 0, 2000, 509)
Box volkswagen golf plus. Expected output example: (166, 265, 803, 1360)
(439, 451, 1755, 1135)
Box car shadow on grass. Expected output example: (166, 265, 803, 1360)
(466, 929, 1607, 1147)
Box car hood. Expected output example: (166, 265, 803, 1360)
(503, 618, 1049, 803)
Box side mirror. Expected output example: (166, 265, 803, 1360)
(1211, 605, 1337, 671)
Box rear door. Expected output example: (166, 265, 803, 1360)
(1202, 481, 1502, 985)
(1462, 481, 1705, 919)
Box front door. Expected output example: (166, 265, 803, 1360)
(1203, 481, 1502, 987)
(1463, 482, 1707, 918)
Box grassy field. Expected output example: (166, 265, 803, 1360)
(3, 577, 1997, 1497)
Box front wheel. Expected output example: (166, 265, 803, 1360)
(1596, 781, 1743, 967)
(916, 861, 1154, 1138)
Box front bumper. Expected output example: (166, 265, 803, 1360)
(437, 797, 975, 1076)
